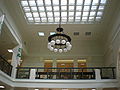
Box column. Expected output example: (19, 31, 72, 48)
(74, 59, 78, 79)
(53, 59, 56, 79)
(95, 69, 101, 80)
(30, 69, 36, 79)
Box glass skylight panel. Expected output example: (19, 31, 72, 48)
(31, 7, 37, 11)
(20, 0, 107, 24)
(38, 7, 45, 12)
(53, 6, 59, 11)
(33, 12, 39, 17)
(69, 6, 74, 11)
(61, 12, 67, 17)
(84, 0, 91, 5)
(21, 1, 28, 6)
(29, 0, 36, 6)
(23, 7, 30, 12)
(76, 0, 83, 5)
(54, 12, 60, 17)
(36, 0, 43, 6)
(48, 18, 53, 22)
(92, 0, 99, 5)
(84, 6, 90, 11)
(47, 12, 53, 17)
(40, 12, 46, 17)
(82, 12, 89, 16)
(76, 12, 81, 16)
(76, 6, 82, 11)
(61, 0, 67, 5)
(69, 12, 74, 16)
(69, 0, 75, 5)
(46, 6, 52, 11)
(26, 13, 32, 17)
(61, 6, 67, 11)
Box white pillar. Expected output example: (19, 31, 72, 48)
(30, 69, 36, 79)
(95, 69, 101, 80)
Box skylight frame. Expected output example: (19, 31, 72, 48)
(20, 0, 107, 24)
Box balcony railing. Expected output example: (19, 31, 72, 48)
(0, 55, 12, 76)
(16, 67, 116, 80)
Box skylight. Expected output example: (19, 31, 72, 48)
(20, 0, 107, 24)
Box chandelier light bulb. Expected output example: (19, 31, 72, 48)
(61, 40, 66, 44)
(49, 46, 54, 51)
(67, 45, 72, 50)
(59, 49, 63, 53)
(50, 40, 55, 45)
(66, 42, 70, 46)
(63, 48, 67, 52)
(56, 39, 60, 44)
(54, 48, 58, 52)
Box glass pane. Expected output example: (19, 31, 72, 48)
(82, 17, 87, 20)
(69, 12, 74, 16)
(99, 6, 105, 10)
(26, 13, 32, 17)
(41, 18, 47, 22)
(62, 17, 67, 22)
(23, 7, 30, 12)
(36, 0, 43, 6)
(46, 6, 52, 11)
(35, 18, 40, 22)
(96, 17, 101, 21)
(61, 6, 67, 11)
(21, 1, 28, 6)
(69, 0, 75, 5)
(89, 17, 94, 20)
(76, 6, 82, 11)
(55, 17, 60, 22)
(76, 12, 81, 16)
(84, 6, 90, 11)
(76, 0, 83, 5)
(31, 7, 37, 11)
(45, 0, 51, 5)
(76, 17, 80, 19)
(82, 12, 89, 16)
(97, 11, 103, 16)
(48, 18, 53, 22)
(54, 12, 60, 17)
(92, 0, 99, 5)
(53, 6, 59, 11)
(40, 12, 46, 17)
(91, 6, 97, 11)
(28, 17, 33, 21)
(90, 11, 96, 16)
(69, 6, 74, 11)
(84, 0, 91, 5)
(29, 1, 36, 6)
(53, 0, 59, 5)
(100, 0, 107, 4)
(61, 12, 67, 17)
(61, 0, 67, 5)
(47, 12, 53, 17)
(38, 7, 45, 12)
(33, 12, 39, 17)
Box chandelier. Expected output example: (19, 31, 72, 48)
(47, 24, 72, 53)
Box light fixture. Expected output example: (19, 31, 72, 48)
(0, 86, 5, 88)
(48, 22, 72, 53)
(8, 49, 13, 53)
(38, 32, 45, 36)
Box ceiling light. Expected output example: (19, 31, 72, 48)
(0, 86, 5, 88)
(50, 32, 56, 35)
(48, 18, 72, 53)
(35, 89, 39, 90)
(8, 49, 13, 53)
(38, 32, 45, 36)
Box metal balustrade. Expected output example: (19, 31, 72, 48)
(0, 55, 12, 76)
(16, 67, 116, 79)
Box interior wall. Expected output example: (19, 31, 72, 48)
(21, 56, 104, 67)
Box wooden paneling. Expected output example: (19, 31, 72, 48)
(44, 62, 52, 72)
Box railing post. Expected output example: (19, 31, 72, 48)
(95, 69, 101, 80)
(30, 69, 36, 79)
